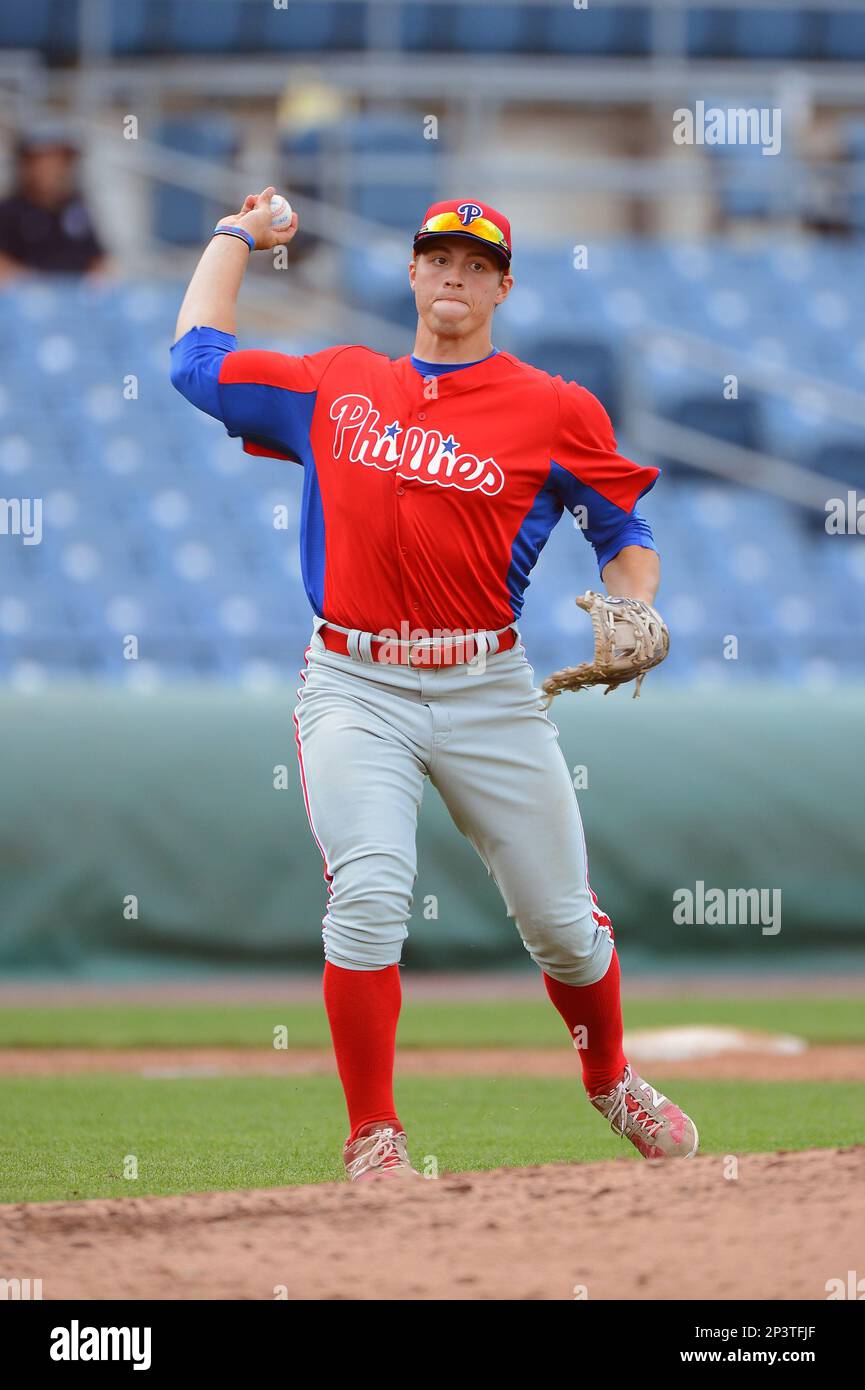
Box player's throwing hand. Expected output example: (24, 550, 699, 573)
(216, 185, 298, 251)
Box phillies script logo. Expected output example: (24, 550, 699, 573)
(330, 394, 504, 496)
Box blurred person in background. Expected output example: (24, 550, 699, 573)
(0, 123, 106, 280)
(273, 70, 352, 267)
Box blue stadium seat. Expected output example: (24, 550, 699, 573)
(0, 1, 53, 49)
(733, 10, 817, 59)
(659, 395, 765, 478)
(694, 100, 788, 221)
(335, 114, 441, 230)
(451, 7, 530, 53)
(686, 9, 727, 58)
(109, 0, 151, 55)
(152, 118, 240, 245)
(277, 124, 331, 218)
(400, 1, 547, 54)
(164, 0, 243, 52)
(154, 117, 240, 160)
(519, 336, 621, 423)
(809, 442, 865, 488)
(0, 0, 79, 55)
(259, 0, 365, 51)
(354, 183, 437, 231)
(339, 114, 427, 154)
(279, 126, 327, 160)
(364, 288, 420, 330)
(689, 7, 819, 59)
(342, 244, 415, 314)
(823, 10, 865, 61)
(400, 3, 460, 53)
(541, 3, 650, 56)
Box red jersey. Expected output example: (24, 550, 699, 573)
(171, 328, 658, 634)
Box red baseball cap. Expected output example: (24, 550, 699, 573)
(413, 199, 512, 267)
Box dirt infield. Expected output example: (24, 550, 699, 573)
(3, 1147, 862, 1300)
(2, 1043, 863, 1081)
(4, 1039, 862, 1299)
(1, 972, 862, 1005)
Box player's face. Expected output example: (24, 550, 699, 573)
(409, 239, 512, 337)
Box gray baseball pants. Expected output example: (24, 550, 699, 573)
(293, 620, 614, 986)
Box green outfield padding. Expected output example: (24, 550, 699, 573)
(0, 686, 862, 975)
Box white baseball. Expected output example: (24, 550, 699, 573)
(269, 195, 293, 229)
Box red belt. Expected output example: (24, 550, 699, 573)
(317, 624, 518, 668)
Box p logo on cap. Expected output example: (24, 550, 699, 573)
(413, 198, 512, 266)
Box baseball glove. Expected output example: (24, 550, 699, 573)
(540, 590, 670, 704)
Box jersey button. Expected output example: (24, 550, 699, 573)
(396, 486, 406, 496)
(417, 411, 427, 421)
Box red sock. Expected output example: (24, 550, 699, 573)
(543, 949, 627, 1097)
(323, 961, 402, 1142)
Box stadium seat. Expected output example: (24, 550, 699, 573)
(0, 0, 79, 57)
(164, 0, 243, 53)
(733, 10, 818, 60)
(358, 287, 419, 330)
(401, 1, 619, 55)
(400, 3, 461, 53)
(822, 10, 865, 61)
(688, 9, 772, 59)
(450, 6, 531, 54)
(519, 335, 621, 424)
(541, 3, 651, 57)
(108, 0, 152, 55)
(689, 7, 821, 59)
(809, 442, 865, 488)
(152, 118, 240, 245)
(331, 113, 441, 231)
(341, 243, 414, 314)
(685, 9, 726, 57)
(259, 0, 366, 51)
(697, 105, 789, 222)
(337, 113, 427, 155)
(353, 183, 436, 230)
(659, 395, 765, 478)
(279, 126, 327, 160)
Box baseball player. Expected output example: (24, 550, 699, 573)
(171, 188, 698, 1181)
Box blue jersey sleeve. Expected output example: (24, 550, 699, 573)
(169, 326, 238, 420)
(548, 378, 660, 575)
(550, 462, 659, 574)
(171, 331, 354, 462)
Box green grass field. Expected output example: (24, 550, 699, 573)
(0, 995, 861, 1203)
(1, 1076, 860, 1204)
(0, 995, 861, 1048)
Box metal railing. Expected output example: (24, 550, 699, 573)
(630, 416, 853, 510)
(621, 321, 864, 509)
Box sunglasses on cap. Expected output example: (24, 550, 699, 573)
(415, 211, 510, 259)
